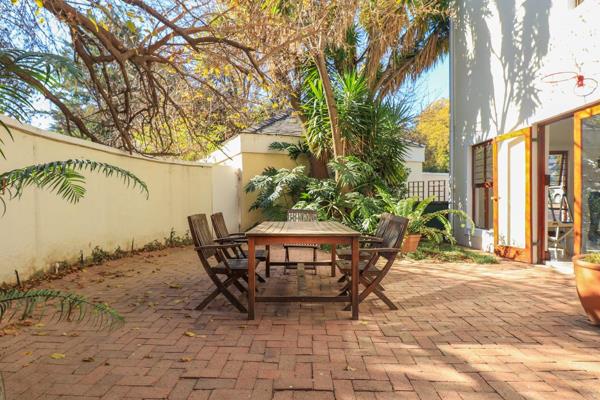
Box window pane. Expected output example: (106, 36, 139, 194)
(474, 187, 492, 229)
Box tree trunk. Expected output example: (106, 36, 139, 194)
(314, 53, 345, 159)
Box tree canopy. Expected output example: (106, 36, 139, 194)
(0, 0, 450, 161)
(409, 98, 450, 172)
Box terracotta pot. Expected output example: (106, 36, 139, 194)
(402, 234, 421, 253)
(572, 254, 600, 326)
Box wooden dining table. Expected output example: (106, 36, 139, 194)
(246, 220, 361, 320)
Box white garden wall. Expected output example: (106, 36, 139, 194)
(0, 116, 239, 284)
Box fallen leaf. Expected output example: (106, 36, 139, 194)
(50, 353, 66, 360)
(184, 331, 196, 337)
(180, 357, 192, 362)
(167, 283, 182, 289)
(23, 351, 32, 356)
(143, 355, 153, 359)
(34, 323, 45, 328)
(32, 331, 47, 336)
(345, 365, 356, 372)
(82, 357, 95, 362)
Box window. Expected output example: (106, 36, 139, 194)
(472, 141, 493, 229)
(548, 151, 568, 190)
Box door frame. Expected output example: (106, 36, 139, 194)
(492, 127, 533, 263)
(573, 104, 600, 255)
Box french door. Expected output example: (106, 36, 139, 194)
(574, 105, 600, 255)
(493, 128, 533, 263)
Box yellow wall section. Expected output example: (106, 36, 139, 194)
(0, 117, 238, 284)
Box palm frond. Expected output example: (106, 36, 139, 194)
(0, 49, 80, 121)
(0, 159, 148, 214)
(0, 289, 123, 329)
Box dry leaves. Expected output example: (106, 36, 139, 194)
(50, 353, 66, 360)
(184, 331, 196, 337)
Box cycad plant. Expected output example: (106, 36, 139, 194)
(0, 289, 123, 329)
(0, 50, 142, 338)
(378, 191, 473, 244)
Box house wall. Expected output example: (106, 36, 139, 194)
(205, 133, 303, 230)
(0, 116, 238, 284)
(450, 0, 600, 257)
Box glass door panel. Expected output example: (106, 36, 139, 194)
(581, 114, 600, 253)
(493, 128, 532, 262)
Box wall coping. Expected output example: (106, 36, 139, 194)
(1, 114, 213, 168)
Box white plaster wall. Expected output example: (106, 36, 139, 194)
(451, 0, 600, 251)
(0, 116, 238, 284)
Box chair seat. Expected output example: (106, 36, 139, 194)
(336, 248, 372, 260)
(255, 249, 269, 260)
(212, 258, 260, 273)
(336, 259, 375, 273)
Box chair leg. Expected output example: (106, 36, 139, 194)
(197, 275, 247, 313)
(256, 273, 266, 283)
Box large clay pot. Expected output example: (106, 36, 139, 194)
(402, 234, 421, 253)
(573, 254, 600, 326)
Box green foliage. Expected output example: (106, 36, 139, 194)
(246, 160, 471, 242)
(407, 242, 498, 264)
(583, 253, 600, 264)
(300, 68, 410, 187)
(0, 159, 148, 214)
(244, 166, 311, 220)
(0, 49, 81, 122)
(268, 141, 311, 161)
(91, 246, 111, 264)
(378, 193, 473, 244)
(408, 99, 450, 172)
(0, 289, 123, 329)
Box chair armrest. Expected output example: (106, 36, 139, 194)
(228, 232, 246, 237)
(359, 247, 400, 254)
(359, 235, 384, 243)
(214, 237, 246, 244)
(195, 243, 238, 251)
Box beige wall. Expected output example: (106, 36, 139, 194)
(0, 116, 238, 284)
(240, 152, 300, 230)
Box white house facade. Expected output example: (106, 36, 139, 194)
(450, 0, 600, 265)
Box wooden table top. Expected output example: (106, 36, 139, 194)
(246, 221, 360, 237)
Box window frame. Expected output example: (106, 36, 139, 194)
(472, 140, 494, 229)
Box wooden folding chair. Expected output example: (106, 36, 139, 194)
(188, 214, 261, 313)
(336, 212, 392, 261)
(284, 209, 319, 274)
(336, 215, 409, 310)
(211, 212, 269, 281)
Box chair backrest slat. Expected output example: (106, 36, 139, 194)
(188, 214, 217, 259)
(374, 212, 393, 238)
(287, 209, 318, 222)
(379, 215, 410, 260)
(211, 212, 229, 239)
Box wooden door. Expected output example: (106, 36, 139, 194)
(574, 105, 600, 255)
(493, 128, 533, 263)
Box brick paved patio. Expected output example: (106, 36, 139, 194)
(1, 246, 600, 400)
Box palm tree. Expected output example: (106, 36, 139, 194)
(0, 49, 142, 340)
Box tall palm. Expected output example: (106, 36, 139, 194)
(0, 49, 143, 363)
(0, 48, 148, 211)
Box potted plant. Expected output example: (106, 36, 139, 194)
(378, 194, 473, 253)
(572, 253, 600, 325)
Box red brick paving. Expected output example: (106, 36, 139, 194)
(1, 246, 600, 399)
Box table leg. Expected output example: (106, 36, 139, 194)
(351, 237, 359, 320)
(330, 245, 336, 277)
(266, 244, 271, 278)
(248, 237, 256, 320)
